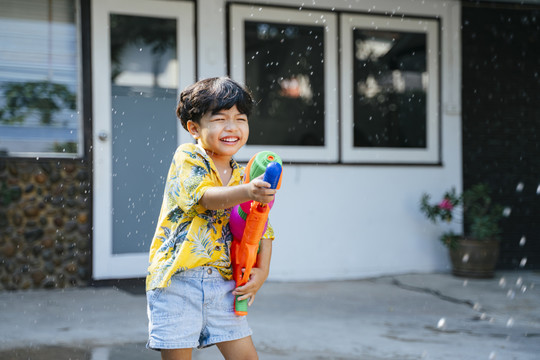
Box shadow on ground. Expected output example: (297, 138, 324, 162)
(0, 343, 365, 360)
(0, 343, 159, 360)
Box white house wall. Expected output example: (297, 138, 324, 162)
(197, 0, 462, 281)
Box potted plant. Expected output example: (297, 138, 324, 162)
(420, 183, 504, 278)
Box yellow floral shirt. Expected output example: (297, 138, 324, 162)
(146, 143, 274, 291)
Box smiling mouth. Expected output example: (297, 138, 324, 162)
(221, 137, 239, 144)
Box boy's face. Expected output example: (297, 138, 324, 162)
(187, 105, 249, 162)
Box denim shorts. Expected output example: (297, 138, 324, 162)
(146, 267, 252, 350)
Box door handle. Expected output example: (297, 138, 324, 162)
(98, 131, 108, 142)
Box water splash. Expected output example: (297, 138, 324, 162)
(506, 289, 515, 299)
(436, 317, 446, 329)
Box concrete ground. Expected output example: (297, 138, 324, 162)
(0, 271, 538, 360)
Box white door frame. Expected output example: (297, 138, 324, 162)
(91, 0, 195, 280)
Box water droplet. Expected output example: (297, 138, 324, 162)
(462, 253, 470, 263)
(437, 318, 446, 329)
(489, 351, 497, 360)
(515, 182, 524, 192)
(519, 258, 527, 267)
(498, 277, 506, 287)
(503, 207, 512, 217)
(519, 236, 526, 246)
(506, 317, 514, 327)
(506, 289, 515, 299)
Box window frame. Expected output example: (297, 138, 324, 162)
(0, 0, 84, 159)
(228, 4, 339, 163)
(340, 13, 441, 164)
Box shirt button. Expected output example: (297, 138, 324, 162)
(207, 268, 212, 275)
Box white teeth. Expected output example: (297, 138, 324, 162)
(221, 137, 238, 143)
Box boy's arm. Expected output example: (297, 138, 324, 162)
(233, 238, 272, 306)
(200, 177, 276, 210)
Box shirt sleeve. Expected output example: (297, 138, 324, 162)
(169, 148, 216, 215)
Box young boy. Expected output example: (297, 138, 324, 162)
(146, 77, 276, 360)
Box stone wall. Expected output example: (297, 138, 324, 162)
(0, 159, 92, 290)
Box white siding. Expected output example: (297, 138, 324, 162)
(196, 0, 463, 280)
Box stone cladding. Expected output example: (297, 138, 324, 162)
(0, 159, 91, 290)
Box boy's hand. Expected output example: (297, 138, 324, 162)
(247, 175, 277, 204)
(200, 174, 277, 210)
(233, 266, 269, 307)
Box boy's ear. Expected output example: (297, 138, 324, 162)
(186, 120, 200, 139)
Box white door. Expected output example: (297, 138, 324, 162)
(91, 0, 195, 279)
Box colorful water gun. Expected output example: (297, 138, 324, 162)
(230, 151, 283, 316)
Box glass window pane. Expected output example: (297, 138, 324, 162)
(110, 14, 178, 254)
(0, 0, 81, 156)
(353, 29, 427, 148)
(110, 14, 177, 89)
(244, 21, 325, 146)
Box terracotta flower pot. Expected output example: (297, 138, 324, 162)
(449, 238, 500, 278)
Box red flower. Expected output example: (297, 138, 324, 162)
(438, 198, 454, 211)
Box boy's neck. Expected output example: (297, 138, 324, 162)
(197, 144, 233, 184)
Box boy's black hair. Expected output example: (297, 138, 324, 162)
(176, 77, 254, 131)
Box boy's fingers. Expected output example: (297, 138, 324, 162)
(235, 290, 252, 301)
(234, 283, 251, 294)
(253, 177, 271, 188)
(236, 282, 252, 292)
